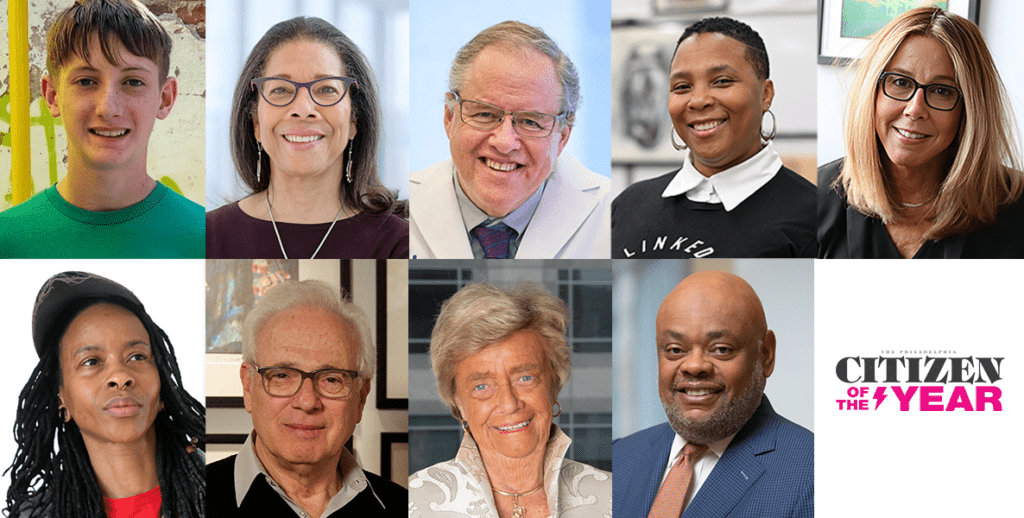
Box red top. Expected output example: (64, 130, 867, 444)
(102, 486, 161, 518)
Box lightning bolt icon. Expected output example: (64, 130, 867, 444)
(872, 386, 887, 410)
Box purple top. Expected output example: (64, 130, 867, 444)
(205, 202, 408, 259)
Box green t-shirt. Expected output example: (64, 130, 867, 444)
(0, 183, 204, 258)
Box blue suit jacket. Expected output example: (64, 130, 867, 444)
(613, 396, 813, 518)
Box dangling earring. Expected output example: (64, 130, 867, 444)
(552, 400, 562, 418)
(461, 420, 471, 434)
(256, 141, 263, 184)
(670, 128, 687, 150)
(345, 139, 355, 184)
(760, 109, 777, 141)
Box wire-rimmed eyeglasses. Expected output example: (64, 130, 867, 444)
(255, 366, 360, 399)
(251, 76, 358, 107)
(449, 92, 566, 138)
(878, 72, 962, 111)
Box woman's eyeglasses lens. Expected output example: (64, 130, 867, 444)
(880, 73, 960, 111)
(256, 77, 353, 107)
(460, 99, 558, 138)
(259, 366, 356, 398)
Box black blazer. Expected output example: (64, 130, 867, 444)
(818, 158, 1024, 258)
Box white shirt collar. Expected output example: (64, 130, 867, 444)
(233, 432, 385, 514)
(661, 141, 784, 211)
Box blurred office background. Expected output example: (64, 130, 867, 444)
(611, 0, 818, 199)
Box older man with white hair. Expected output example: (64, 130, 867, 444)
(410, 20, 610, 259)
(206, 280, 406, 517)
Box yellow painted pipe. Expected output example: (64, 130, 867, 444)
(9, 0, 32, 205)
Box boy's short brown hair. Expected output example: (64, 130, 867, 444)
(46, 0, 173, 82)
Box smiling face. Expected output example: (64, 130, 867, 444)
(59, 303, 163, 449)
(453, 330, 554, 461)
(241, 306, 369, 472)
(656, 271, 775, 444)
(669, 33, 773, 177)
(41, 35, 176, 177)
(254, 39, 357, 184)
(875, 35, 963, 178)
(444, 45, 572, 218)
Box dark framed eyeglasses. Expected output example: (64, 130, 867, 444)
(878, 72, 962, 111)
(251, 76, 358, 107)
(255, 365, 360, 399)
(449, 92, 566, 138)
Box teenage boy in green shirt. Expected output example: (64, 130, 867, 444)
(0, 0, 204, 258)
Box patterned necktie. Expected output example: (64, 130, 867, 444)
(471, 222, 518, 259)
(647, 443, 709, 518)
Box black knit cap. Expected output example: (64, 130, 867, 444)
(31, 271, 144, 357)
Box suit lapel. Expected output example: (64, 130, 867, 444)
(412, 160, 474, 258)
(516, 155, 601, 258)
(682, 397, 775, 518)
(623, 423, 675, 517)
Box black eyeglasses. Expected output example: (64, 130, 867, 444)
(449, 92, 566, 138)
(878, 72, 962, 111)
(251, 76, 358, 107)
(255, 365, 360, 399)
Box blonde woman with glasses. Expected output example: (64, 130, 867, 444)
(819, 7, 1024, 258)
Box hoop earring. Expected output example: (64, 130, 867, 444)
(345, 139, 355, 184)
(760, 109, 777, 141)
(670, 128, 687, 151)
(552, 400, 562, 418)
(256, 141, 263, 184)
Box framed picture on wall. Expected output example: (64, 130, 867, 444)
(818, 0, 979, 64)
(376, 260, 409, 409)
(206, 259, 299, 408)
(380, 432, 409, 484)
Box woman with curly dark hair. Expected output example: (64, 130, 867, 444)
(5, 271, 205, 518)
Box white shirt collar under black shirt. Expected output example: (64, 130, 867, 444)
(232, 432, 385, 518)
(662, 141, 783, 211)
(453, 165, 546, 259)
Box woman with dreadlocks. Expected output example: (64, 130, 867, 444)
(5, 271, 206, 518)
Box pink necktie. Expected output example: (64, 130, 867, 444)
(647, 443, 709, 518)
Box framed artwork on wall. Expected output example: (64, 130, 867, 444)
(818, 0, 979, 64)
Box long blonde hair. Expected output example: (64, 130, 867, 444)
(838, 7, 1023, 239)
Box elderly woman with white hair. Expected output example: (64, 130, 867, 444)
(408, 282, 611, 518)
